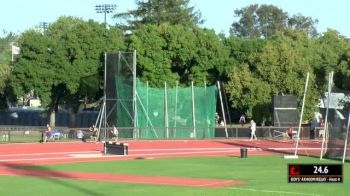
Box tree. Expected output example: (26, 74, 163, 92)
(226, 33, 319, 123)
(230, 4, 287, 38)
(288, 13, 318, 37)
(223, 36, 266, 67)
(11, 16, 125, 126)
(230, 4, 318, 39)
(309, 29, 350, 90)
(0, 33, 17, 96)
(114, 0, 203, 31)
(128, 24, 229, 87)
(226, 64, 271, 123)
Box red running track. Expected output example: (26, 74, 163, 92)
(0, 139, 322, 187)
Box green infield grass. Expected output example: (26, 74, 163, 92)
(0, 155, 348, 196)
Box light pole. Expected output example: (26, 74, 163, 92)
(265, 13, 272, 39)
(39, 22, 49, 34)
(95, 4, 117, 29)
(95, 4, 116, 141)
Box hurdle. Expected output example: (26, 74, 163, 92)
(103, 141, 128, 155)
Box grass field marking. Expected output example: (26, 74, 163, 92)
(0, 150, 100, 157)
(0, 156, 92, 162)
(194, 180, 237, 187)
(227, 187, 321, 196)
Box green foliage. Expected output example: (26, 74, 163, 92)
(230, 4, 318, 39)
(224, 36, 266, 66)
(0, 63, 10, 92)
(0, 33, 17, 96)
(4, 3, 350, 126)
(115, 0, 203, 31)
(129, 24, 229, 87)
(226, 64, 271, 122)
(309, 29, 350, 90)
(11, 16, 125, 112)
(288, 13, 318, 37)
(226, 33, 320, 123)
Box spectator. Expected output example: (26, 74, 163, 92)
(319, 119, 325, 137)
(215, 113, 220, 125)
(239, 114, 246, 127)
(44, 124, 52, 143)
(90, 125, 98, 141)
(250, 120, 257, 140)
(77, 130, 86, 142)
(112, 126, 119, 141)
(310, 118, 318, 139)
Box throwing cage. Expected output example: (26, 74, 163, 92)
(96, 51, 218, 140)
(320, 72, 350, 163)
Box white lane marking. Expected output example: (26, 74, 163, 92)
(227, 187, 321, 196)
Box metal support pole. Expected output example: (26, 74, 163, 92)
(103, 53, 107, 141)
(342, 109, 350, 163)
(174, 81, 178, 137)
(136, 92, 158, 138)
(321, 72, 333, 160)
(164, 81, 169, 139)
(217, 81, 228, 138)
(294, 73, 309, 156)
(133, 50, 137, 139)
(204, 81, 209, 138)
(146, 81, 149, 128)
(191, 81, 196, 138)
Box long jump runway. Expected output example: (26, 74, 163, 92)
(0, 139, 322, 187)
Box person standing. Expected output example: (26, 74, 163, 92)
(90, 125, 98, 141)
(319, 118, 325, 138)
(239, 114, 246, 127)
(310, 118, 318, 139)
(77, 130, 86, 142)
(215, 113, 220, 125)
(250, 120, 257, 140)
(113, 125, 119, 141)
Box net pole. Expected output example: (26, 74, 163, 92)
(342, 108, 350, 163)
(294, 72, 309, 156)
(136, 92, 158, 138)
(164, 81, 169, 139)
(146, 81, 149, 128)
(94, 102, 103, 128)
(191, 81, 196, 138)
(217, 81, 228, 138)
(221, 81, 232, 125)
(321, 71, 333, 160)
(204, 81, 208, 138)
(174, 81, 178, 137)
(97, 101, 105, 144)
(274, 110, 281, 126)
(103, 52, 107, 141)
(133, 50, 137, 139)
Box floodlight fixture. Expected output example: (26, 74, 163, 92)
(39, 22, 49, 33)
(95, 4, 117, 28)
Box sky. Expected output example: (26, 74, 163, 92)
(0, 0, 349, 38)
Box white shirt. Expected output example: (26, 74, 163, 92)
(251, 122, 256, 132)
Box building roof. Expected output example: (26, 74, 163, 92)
(318, 93, 350, 109)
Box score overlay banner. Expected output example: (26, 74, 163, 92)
(288, 164, 342, 183)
